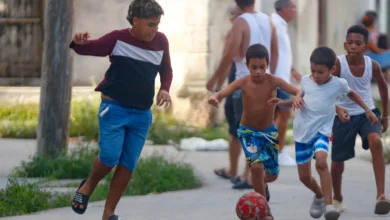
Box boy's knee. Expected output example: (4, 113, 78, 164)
(367, 133, 382, 150)
(331, 161, 344, 174)
(266, 174, 278, 182)
(315, 160, 328, 172)
(250, 163, 264, 174)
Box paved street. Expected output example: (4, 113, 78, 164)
(0, 139, 389, 220)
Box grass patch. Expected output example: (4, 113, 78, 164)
(0, 179, 72, 217)
(4, 146, 202, 217)
(12, 144, 98, 179)
(0, 97, 99, 140)
(0, 97, 229, 143)
(90, 153, 202, 201)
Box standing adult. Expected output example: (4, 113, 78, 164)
(207, 0, 278, 198)
(69, 0, 172, 219)
(272, 0, 301, 166)
(213, 4, 249, 186)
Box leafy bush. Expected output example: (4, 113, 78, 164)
(90, 153, 202, 201)
(0, 97, 229, 143)
(0, 97, 99, 140)
(0, 178, 72, 217)
(4, 147, 202, 217)
(12, 144, 98, 179)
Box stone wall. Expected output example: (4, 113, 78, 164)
(3, 0, 380, 126)
(323, 0, 373, 56)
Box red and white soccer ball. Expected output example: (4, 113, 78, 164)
(236, 192, 271, 220)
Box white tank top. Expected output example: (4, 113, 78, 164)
(336, 55, 376, 115)
(234, 12, 272, 79)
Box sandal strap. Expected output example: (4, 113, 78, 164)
(73, 192, 89, 204)
(378, 195, 389, 201)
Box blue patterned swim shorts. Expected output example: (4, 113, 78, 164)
(237, 125, 280, 176)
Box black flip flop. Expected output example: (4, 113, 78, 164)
(71, 179, 90, 214)
(213, 168, 231, 179)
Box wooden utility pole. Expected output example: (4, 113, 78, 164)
(37, 0, 74, 157)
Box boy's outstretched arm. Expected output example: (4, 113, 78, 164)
(273, 76, 303, 97)
(208, 77, 245, 108)
(268, 98, 293, 107)
(273, 76, 304, 109)
(372, 61, 388, 132)
(348, 89, 379, 124)
(69, 30, 119, 57)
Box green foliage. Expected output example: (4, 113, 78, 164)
(0, 179, 72, 217)
(90, 153, 202, 201)
(12, 144, 98, 179)
(4, 146, 202, 217)
(0, 97, 100, 140)
(0, 97, 229, 143)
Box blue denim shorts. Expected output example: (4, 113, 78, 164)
(97, 99, 153, 172)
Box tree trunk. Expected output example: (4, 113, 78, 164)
(37, 0, 74, 157)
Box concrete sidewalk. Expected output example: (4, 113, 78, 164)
(1, 139, 389, 220)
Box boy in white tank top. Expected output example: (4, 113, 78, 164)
(331, 25, 390, 215)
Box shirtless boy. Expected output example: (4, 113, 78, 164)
(208, 44, 303, 219)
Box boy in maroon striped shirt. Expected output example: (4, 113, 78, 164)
(69, 0, 173, 219)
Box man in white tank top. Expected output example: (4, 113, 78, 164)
(206, 0, 278, 197)
(331, 25, 390, 215)
(206, 0, 278, 91)
(272, 0, 301, 166)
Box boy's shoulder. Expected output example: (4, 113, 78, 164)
(265, 73, 274, 80)
(328, 76, 349, 91)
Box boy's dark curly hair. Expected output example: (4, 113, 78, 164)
(126, 0, 164, 25)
